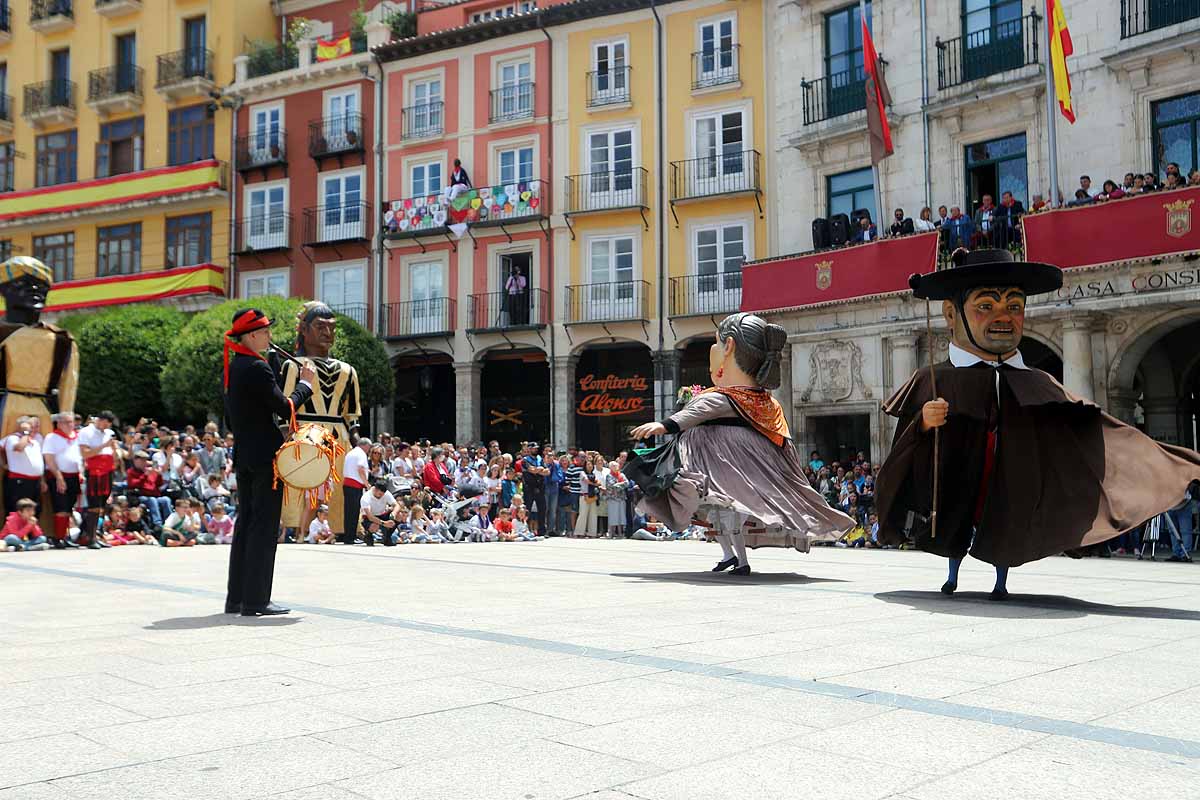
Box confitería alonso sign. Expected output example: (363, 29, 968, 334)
(1053, 266, 1200, 301)
(576, 373, 650, 417)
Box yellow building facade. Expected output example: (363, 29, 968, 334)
(0, 0, 275, 314)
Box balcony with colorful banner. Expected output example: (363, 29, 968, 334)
(0, 264, 225, 315)
(1023, 186, 1200, 270)
(0, 160, 226, 227)
(740, 232, 940, 314)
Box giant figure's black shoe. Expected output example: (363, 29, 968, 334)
(224, 602, 241, 614)
(729, 564, 751, 576)
(241, 603, 290, 617)
(711, 557, 737, 572)
(940, 581, 957, 595)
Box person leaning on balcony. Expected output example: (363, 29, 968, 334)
(441, 159, 473, 204)
(994, 191, 1025, 248)
(889, 208, 915, 238)
(1066, 189, 1094, 208)
(1189, 169, 1200, 187)
(852, 215, 878, 243)
(942, 207, 974, 250)
(971, 194, 996, 247)
(913, 207, 937, 234)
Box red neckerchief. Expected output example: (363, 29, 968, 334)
(223, 310, 272, 389)
(701, 386, 791, 447)
(47, 428, 78, 442)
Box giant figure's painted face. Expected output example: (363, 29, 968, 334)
(945, 286, 1026, 356)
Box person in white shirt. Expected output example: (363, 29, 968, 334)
(913, 206, 937, 233)
(3, 416, 45, 515)
(307, 504, 335, 544)
(360, 480, 397, 546)
(77, 410, 118, 545)
(43, 412, 88, 547)
(341, 438, 372, 545)
(152, 437, 184, 479)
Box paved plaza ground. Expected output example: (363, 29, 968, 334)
(1, 539, 1198, 799)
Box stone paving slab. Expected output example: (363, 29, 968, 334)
(0, 540, 1198, 798)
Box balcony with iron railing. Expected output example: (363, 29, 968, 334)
(245, 44, 298, 79)
(331, 302, 369, 327)
(936, 9, 1041, 91)
(233, 212, 292, 254)
(96, 0, 142, 17)
(489, 82, 534, 124)
(303, 201, 371, 245)
(669, 272, 743, 318)
(564, 167, 649, 214)
(309, 113, 364, 160)
(0, 3, 10, 42)
(30, 0, 73, 32)
(565, 280, 652, 325)
(156, 48, 214, 99)
(670, 150, 760, 202)
(401, 101, 444, 140)
(0, 94, 12, 134)
(23, 79, 75, 127)
(87, 64, 143, 114)
(468, 288, 548, 332)
(1121, 0, 1200, 37)
(801, 68, 866, 126)
(692, 45, 740, 91)
(310, 30, 368, 63)
(586, 67, 631, 108)
(383, 179, 548, 237)
(382, 297, 456, 340)
(236, 131, 287, 173)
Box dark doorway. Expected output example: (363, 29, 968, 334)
(965, 132, 1027, 214)
(498, 251, 533, 327)
(679, 338, 714, 392)
(1018, 337, 1063, 382)
(574, 344, 654, 455)
(809, 413, 871, 466)
(393, 356, 455, 444)
(481, 349, 549, 451)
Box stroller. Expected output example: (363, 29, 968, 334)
(435, 482, 486, 542)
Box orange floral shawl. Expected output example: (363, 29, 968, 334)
(701, 386, 791, 447)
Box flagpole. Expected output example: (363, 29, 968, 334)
(859, 0, 883, 226)
(1044, 3, 1060, 207)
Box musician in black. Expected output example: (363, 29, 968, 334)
(222, 309, 314, 617)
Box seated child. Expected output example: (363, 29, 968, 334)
(495, 507, 517, 542)
(306, 504, 335, 544)
(512, 507, 538, 541)
(207, 502, 236, 544)
(190, 499, 214, 544)
(102, 504, 133, 546)
(3, 498, 50, 551)
(161, 497, 198, 546)
(124, 505, 155, 545)
(202, 473, 233, 512)
(407, 505, 433, 543)
(633, 517, 670, 541)
(425, 508, 448, 543)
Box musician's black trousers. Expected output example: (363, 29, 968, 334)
(342, 485, 363, 544)
(227, 462, 282, 610)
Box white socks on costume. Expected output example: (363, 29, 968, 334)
(717, 532, 735, 560)
(731, 531, 749, 567)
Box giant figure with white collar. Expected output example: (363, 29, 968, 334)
(876, 248, 1200, 599)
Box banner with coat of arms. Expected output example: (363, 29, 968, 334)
(1024, 186, 1200, 270)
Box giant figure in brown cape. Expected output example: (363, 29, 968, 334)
(875, 249, 1200, 599)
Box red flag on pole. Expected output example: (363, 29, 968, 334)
(863, 16, 893, 164)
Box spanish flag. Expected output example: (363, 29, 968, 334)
(316, 33, 352, 62)
(1047, 0, 1075, 123)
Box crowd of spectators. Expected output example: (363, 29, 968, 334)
(804, 450, 884, 549)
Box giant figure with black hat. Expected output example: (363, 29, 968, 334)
(223, 309, 315, 616)
(875, 249, 1200, 598)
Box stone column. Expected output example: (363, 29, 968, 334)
(774, 343, 794, 432)
(652, 349, 682, 423)
(551, 355, 578, 448)
(453, 361, 482, 444)
(1061, 317, 1094, 401)
(233, 54, 249, 85)
(1106, 388, 1139, 426)
(299, 38, 314, 70)
(889, 334, 919, 392)
(365, 20, 390, 49)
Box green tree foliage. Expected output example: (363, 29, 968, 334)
(161, 297, 394, 422)
(67, 305, 188, 424)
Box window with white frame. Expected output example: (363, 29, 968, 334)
(319, 263, 366, 322)
(586, 129, 634, 206)
(409, 261, 446, 334)
(408, 79, 443, 137)
(249, 104, 283, 164)
(591, 40, 628, 103)
(497, 145, 534, 184)
(411, 160, 443, 198)
(585, 236, 637, 320)
(697, 18, 737, 86)
(693, 222, 746, 313)
(324, 89, 360, 150)
(242, 270, 289, 299)
(320, 172, 364, 241)
(495, 60, 532, 120)
(690, 110, 746, 195)
(245, 184, 287, 250)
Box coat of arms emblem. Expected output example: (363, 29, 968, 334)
(815, 259, 833, 291)
(1164, 198, 1194, 239)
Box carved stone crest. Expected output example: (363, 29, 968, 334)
(800, 340, 871, 402)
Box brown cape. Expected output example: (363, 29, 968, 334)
(874, 361, 1200, 567)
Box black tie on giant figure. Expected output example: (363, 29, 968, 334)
(222, 308, 314, 617)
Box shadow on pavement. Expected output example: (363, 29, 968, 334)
(144, 614, 304, 630)
(612, 571, 847, 586)
(875, 590, 1200, 621)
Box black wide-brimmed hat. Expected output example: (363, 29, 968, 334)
(908, 248, 1062, 300)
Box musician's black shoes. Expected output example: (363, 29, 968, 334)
(241, 603, 290, 617)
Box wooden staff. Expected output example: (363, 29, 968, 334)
(269, 342, 303, 366)
(925, 299, 939, 540)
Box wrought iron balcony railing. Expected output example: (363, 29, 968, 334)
(156, 48, 214, 88)
(489, 82, 534, 123)
(401, 101, 444, 139)
(0, 3, 10, 33)
(331, 302, 369, 327)
(669, 273, 743, 318)
(382, 298, 456, 339)
(233, 212, 292, 253)
(0, 94, 12, 123)
(802, 69, 866, 126)
(236, 130, 287, 171)
(31, 0, 73, 23)
(565, 280, 651, 324)
(87, 64, 143, 102)
(246, 44, 298, 79)
(303, 201, 370, 245)
(468, 288, 548, 331)
(564, 167, 649, 213)
(24, 79, 75, 115)
(670, 150, 760, 201)
(1121, 0, 1200, 38)
(586, 66, 631, 107)
(936, 9, 1040, 91)
(308, 113, 364, 158)
(692, 45, 740, 90)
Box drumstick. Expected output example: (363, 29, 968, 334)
(269, 343, 303, 366)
